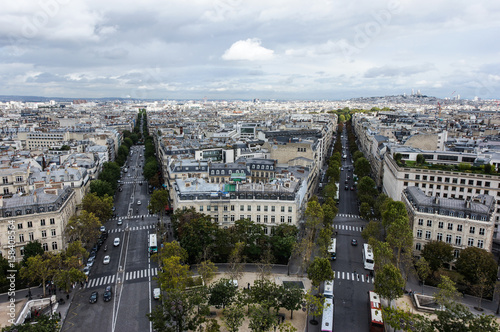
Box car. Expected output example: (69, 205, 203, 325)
(119, 187, 123, 192)
(89, 251, 96, 259)
(351, 239, 358, 246)
(89, 291, 98, 304)
(153, 288, 160, 300)
(351, 186, 355, 191)
(103, 286, 112, 302)
(344, 185, 349, 190)
(340, 167, 344, 171)
(112, 206, 116, 212)
(87, 256, 94, 267)
(137, 200, 141, 205)
(117, 219, 123, 226)
(103, 255, 110, 265)
(83, 266, 90, 276)
(113, 237, 120, 247)
(347, 175, 350, 180)
(345, 179, 349, 184)
(100, 226, 106, 232)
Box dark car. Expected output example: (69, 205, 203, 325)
(347, 175, 350, 180)
(103, 286, 112, 302)
(345, 179, 348, 184)
(89, 291, 98, 304)
(350, 186, 355, 191)
(344, 185, 349, 190)
(351, 239, 358, 246)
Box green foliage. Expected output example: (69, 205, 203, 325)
(458, 162, 472, 171)
(209, 278, 237, 309)
(248, 304, 276, 332)
(98, 162, 121, 190)
(89, 179, 114, 197)
(455, 247, 498, 286)
(354, 157, 371, 178)
(374, 263, 404, 302)
(159, 256, 191, 290)
(415, 258, 431, 286)
(81, 192, 113, 224)
(386, 216, 413, 269)
(158, 241, 189, 264)
(280, 285, 304, 319)
(416, 154, 426, 165)
(1, 313, 60, 331)
(352, 150, 364, 162)
(21, 241, 44, 266)
(361, 220, 382, 242)
(307, 257, 335, 287)
(143, 160, 158, 180)
(148, 189, 170, 223)
(247, 279, 281, 312)
(222, 303, 245, 332)
(270, 224, 298, 264)
(65, 210, 101, 249)
(197, 260, 218, 284)
(421, 241, 454, 273)
(20, 253, 59, 296)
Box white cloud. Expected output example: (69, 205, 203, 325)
(222, 38, 274, 61)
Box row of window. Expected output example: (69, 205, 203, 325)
(18, 229, 57, 242)
(18, 242, 58, 256)
(2, 187, 27, 195)
(200, 205, 293, 213)
(415, 237, 484, 251)
(416, 230, 485, 248)
(14, 219, 56, 229)
(417, 219, 486, 234)
(2, 176, 24, 184)
(213, 214, 293, 224)
(405, 174, 492, 187)
(415, 207, 487, 220)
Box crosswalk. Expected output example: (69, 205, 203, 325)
(111, 214, 157, 221)
(334, 271, 374, 283)
(85, 268, 159, 289)
(108, 224, 156, 233)
(334, 224, 364, 232)
(336, 213, 361, 219)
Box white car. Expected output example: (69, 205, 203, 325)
(153, 288, 161, 300)
(113, 237, 120, 247)
(103, 255, 110, 265)
(83, 266, 90, 276)
(100, 226, 106, 232)
(137, 200, 142, 205)
(87, 256, 94, 267)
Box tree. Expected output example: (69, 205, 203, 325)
(352, 150, 364, 162)
(98, 162, 121, 189)
(158, 256, 191, 290)
(455, 246, 497, 286)
(374, 263, 404, 303)
(416, 154, 426, 165)
(270, 224, 298, 265)
(304, 288, 328, 324)
(307, 257, 335, 287)
(21, 241, 44, 266)
(415, 257, 431, 294)
(361, 220, 382, 243)
(65, 211, 101, 249)
(144, 160, 158, 180)
(248, 304, 276, 332)
(148, 189, 170, 224)
(386, 216, 413, 269)
(435, 275, 460, 306)
(381, 199, 407, 229)
(197, 260, 218, 285)
(359, 202, 372, 220)
(357, 176, 378, 205)
(279, 285, 304, 319)
(354, 157, 371, 178)
(20, 253, 58, 296)
(89, 179, 114, 197)
(209, 278, 237, 309)
(227, 242, 245, 282)
(81, 192, 113, 224)
(222, 303, 245, 332)
(158, 241, 188, 264)
(421, 241, 454, 274)
(458, 162, 472, 171)
(123, 137, 133, 148)
(1, 313, 60, 331)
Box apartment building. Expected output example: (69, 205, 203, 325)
(0, 165, 31, 197)
(0, 184, 77, 262)
(403, 186, 495, 260)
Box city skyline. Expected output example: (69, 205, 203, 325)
(1, 0, 499, 100)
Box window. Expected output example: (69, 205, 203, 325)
(425, 231, 432, 239)
(51, 229, 56, 237)
(416, 230, 422, 238)
(223, 205, 228, 211)
(437, 233, 443, 241)
(415, 243, 422, 251)
(199, 206, 203, 212)
(427, 220, 432, 227)
(52, 242, 58, 250)
(41, 230, 47, 238)
(438, 222, 444, 229)
(468, 238, 474, 246)
(40, 219, 46, 226)
(281, 206, 285, 212)
(231, 205, 235, 211)
(257, 215, 261, 223)
(477, 181, 482, 186)
(468, 180, 473, 185)
(271, 206, 275, 212)
(447, 223, 453, 230)
(460, 179, 466, 184)
(264, 215, 268, 223)
(457, 225, 462, 232)
(214, 206, 218, 212)
(27, 221, 32, 228)
(16, 176, 23, 182)
(485, 181, 490, 187)
(454, 249, 460, 259)
(455, 236, 462, 246)
(2, 176, 7, 184)
(446, 234, 452, 244)
(19, 234, 24, 242)
(223, 215, 228, 222)
(29, 232, 34, 241)
(477, 240, 484, 249)
(17, 223, 23, 229)
(247, 205, 251, 211)
(240, 215, 244, 220)
(469, 226, 475, 234)
(418, 219, 424, 226)
(207, 205, 211, 211)
(271, 216, 275, 223)
(404, 174, 409, 179)
(3, 188, 9, 195)
(288, 206, 292, 213)
(257, 205, 261, 212)
(42, 243, 48, 251)
(280, 216, 285, 223)
(240, 205, 244, 211)
(214, 216, 219, 222)
(288, 216, 292, 223)
(479, 228, 485, 236)
(415, 175, 420, 180)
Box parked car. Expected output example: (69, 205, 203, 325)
(153, 288, 160, 300)
(89, 291, 98, 304)
(103, 286, 112, 302)
(83, 266, 90, 276)
(86, 256, 94, 267)
(103, 255, 110, 265)
(100, 226, 106, 232)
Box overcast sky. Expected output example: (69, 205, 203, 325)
(1, 0, 499, 100)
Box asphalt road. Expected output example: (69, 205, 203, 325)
(62, 144, 160, 332)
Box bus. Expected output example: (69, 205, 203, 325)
(321, 297, 334, 332)
(368, 291, 384, 332)
(328, 238, 337, 260)
(363, 243, 374, 270)
(148, 234, 158, 254)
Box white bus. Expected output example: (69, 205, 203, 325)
(363, 243, 375, 270)
(328, 238, 337, 260)
(321, 297, 334, 332)
(148, 233, 158, 254)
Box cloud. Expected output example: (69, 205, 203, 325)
(364, 64, 435, 78)
(222, 38, 274, 61)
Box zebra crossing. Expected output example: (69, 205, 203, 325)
(334, 271, 374, 283)
(107, 224, 156, 233)
(85, 268, 159, 289)
(125, 268, 158, 281)
(334, 224, 364, 232)
(111, 214, 157, 221)
(336, 213, 361, 219)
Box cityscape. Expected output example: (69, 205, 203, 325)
(1, 1, 500, 332)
